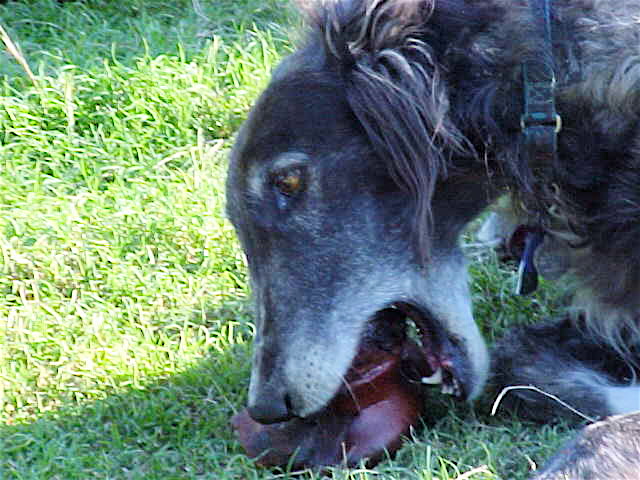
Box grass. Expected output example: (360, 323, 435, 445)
(0, 1, 577, 479)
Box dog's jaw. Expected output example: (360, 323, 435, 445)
(235, 258, 490, 468)
(246, 250, 489, 421)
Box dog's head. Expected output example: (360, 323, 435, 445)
(227, 0, 495, 423)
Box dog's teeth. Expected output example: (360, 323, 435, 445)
(441, 384, 454, 395)
(452, 380, 461, 397)
(421, 368, 443, 385)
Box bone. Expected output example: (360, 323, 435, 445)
(421, 367, 443, 385)
(232, 345, 426, 468)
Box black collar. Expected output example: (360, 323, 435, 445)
(515, 0, 562, 296)
(521, 0, 561, 166)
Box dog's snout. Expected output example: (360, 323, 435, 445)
(247, 387, 294, 424)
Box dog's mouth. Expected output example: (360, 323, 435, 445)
(232, 301, 467, 468)
(349, 302, 466, 400)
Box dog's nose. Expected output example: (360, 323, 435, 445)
(247, 389, 294, 424)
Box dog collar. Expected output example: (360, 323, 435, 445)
(516, 0, 561, 295)
(521, 0, 561, 166)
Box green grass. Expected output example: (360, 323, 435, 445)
(0, 1, 577, 479)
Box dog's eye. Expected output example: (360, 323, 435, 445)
(272, 168, 305, 197)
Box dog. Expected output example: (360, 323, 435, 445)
(226, 0, 640, 477)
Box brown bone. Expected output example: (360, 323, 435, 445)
(232, 341, 429, 468)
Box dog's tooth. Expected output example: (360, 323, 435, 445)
(421, 368, 443, 385)
(450, 382, 460, 397)
(441, 384, 454, 395)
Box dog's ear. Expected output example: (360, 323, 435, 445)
(308, 0, 473, 259)
(294, 0, 425, 24)
(300, 0, 495, 58)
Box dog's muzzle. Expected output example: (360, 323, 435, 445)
(232, 303, 468, 467)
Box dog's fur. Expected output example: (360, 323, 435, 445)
(227, 0, 640, 477)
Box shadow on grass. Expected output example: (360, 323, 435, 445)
(0, 350, 577, 480)
(0, 294, 576, 480)
(0, 334, 263, 479)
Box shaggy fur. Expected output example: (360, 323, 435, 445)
(531, 412, 640, 479)
(227, 0, 640, 477)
